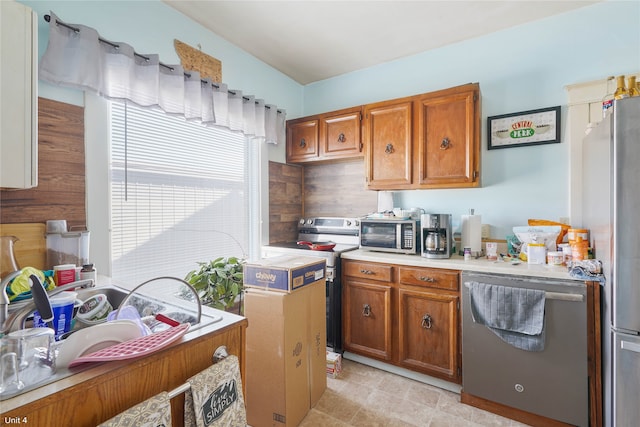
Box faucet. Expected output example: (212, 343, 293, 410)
(1, 269, 95, 335)
(1, 270, 22, 333)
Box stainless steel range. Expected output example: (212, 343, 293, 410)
(262, 217, 360, 353)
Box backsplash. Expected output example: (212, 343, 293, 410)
(0, 97, 86, 228)
(268, 161, 303, 243)
(302, 159, 377, 218)
(0, 98, 86, 269)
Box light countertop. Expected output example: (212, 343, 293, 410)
(341, 250, 582, 281)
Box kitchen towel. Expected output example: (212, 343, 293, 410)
(97, 391, 171, 427)
(184, 354, 247, 427)
(467, 281, 546, 351)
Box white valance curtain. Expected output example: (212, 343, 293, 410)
(39, 12, 285, 144)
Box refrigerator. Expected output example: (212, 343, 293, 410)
(582, 96, 640, 427)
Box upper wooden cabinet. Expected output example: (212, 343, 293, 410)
(286, 106, 363, 163)
(416, 85, 480, 188)
(0, 0, 38, 189)
(287, 118, 319, 162)
(365, 83, 481, 190)
(363, 99, 413, 188)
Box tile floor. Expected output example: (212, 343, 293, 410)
(299, 359, 531, 427)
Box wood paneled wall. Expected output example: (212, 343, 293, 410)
(303, 159, 377, 218)
(1, 98, 86, 229)
(268, 159, 378, 243)
(268, 162, 303, 243)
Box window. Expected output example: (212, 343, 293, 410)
(110, 101, 253, 285)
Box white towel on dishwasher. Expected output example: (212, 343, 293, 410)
(468, 281, 546, 351)
(184, 354, 247, 427)
(98, 391, 171, 427)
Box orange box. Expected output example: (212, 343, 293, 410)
(244, 278, 326, 426)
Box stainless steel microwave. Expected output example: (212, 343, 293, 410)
(359, 218, 420, 254)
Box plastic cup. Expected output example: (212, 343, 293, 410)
(33, 291, 77, 341)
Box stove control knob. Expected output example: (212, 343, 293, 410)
(354, 219, 359, 226)
(306, 219, 313, 225)
(346, 220, 351, 226)
(299, 218, 305, 225)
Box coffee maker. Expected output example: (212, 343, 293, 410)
(421, 214, 452, 259)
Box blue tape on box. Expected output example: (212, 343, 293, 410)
(244, 256, 326, 292)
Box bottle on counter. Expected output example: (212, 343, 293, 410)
(570, 237, 589, 261)
(602, 76, 615, 118)
(628, 76, 639, 97)
(614, 75, 629, 100)
(80, 263, 97, 282)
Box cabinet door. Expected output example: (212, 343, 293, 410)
(343, 279, 393, 361)
(398, 287, 460, 382)
(364, 100, 413, 189)
(286, 118, 319, 162)
(0, 0, 37, 189)
(416, 85, 479, 188)
(321, 108, 362, 159)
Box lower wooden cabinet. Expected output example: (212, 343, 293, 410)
(398, 287, 459, 380)
(343, 279, 393, 361)
(2, 318, 247, 427)
(343, 259, 461, 383)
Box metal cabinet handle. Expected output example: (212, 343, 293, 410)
(299, 138, 306, 148)
(213, 345, 229, 363)
(338, 133, 346, 143)
(421, 314, 432, 329)
(363, 304, 372, 317)
(440, 138, 450, 150)
(360, 269, 374, 275)
(419, 276, 435, 282)
(385, 143, 394, 154)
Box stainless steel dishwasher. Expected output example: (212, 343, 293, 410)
(461, 272, 588, 426)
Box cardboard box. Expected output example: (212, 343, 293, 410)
(243, 255, 326, 292)
(307, 278, 327, 407)
(326, 351, 342, 379)
(245, 278, 327, 427)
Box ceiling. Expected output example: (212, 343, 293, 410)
(163, 1, 599, 85)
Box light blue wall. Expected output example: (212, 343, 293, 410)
(17, 0, 640, 239)
(302, 0, 640, 238)
(20, 0, 304, 116)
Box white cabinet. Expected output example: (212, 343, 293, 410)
(1, 0, 38, 189)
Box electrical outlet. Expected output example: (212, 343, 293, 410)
(481, 224, 490, 239)
(559, 217, 570, 225)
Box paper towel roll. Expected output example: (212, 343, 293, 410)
(377, 191, 394, 212)
(461, 214, 482, 253)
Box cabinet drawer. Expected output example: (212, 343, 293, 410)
(344, 261, 392, 282)
(398, 267, 459, 291)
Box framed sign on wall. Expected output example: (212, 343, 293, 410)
(487, 106, 561, 150)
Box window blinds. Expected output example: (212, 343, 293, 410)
(110, 101, 250, 286)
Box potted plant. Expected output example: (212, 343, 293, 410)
(184, 256, 245, 314)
